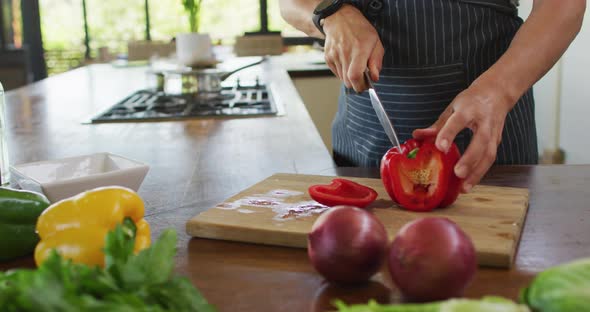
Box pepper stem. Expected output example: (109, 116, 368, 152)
(122, 217, 137, 241)
(407, 148, 420, 159)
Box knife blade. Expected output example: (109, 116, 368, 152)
(364, 70, 401, 149)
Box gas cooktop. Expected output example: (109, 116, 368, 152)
(90, 81, 278, 123)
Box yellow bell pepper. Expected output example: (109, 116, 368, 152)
(34, 186, 151, 267)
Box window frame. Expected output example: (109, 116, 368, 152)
(1, 0, 315, 55)
(78, 0, 315, 59)
(0, 0, 317, 77)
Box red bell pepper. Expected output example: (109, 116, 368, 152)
(380, 138, 461, 212)
(308, 178, 378, 208)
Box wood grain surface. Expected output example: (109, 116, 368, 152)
(1, 60, 589, 312)
(187, 173, 529, 268)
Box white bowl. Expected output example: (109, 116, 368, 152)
(9, 152, 150, 203)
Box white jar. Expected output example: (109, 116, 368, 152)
(0, 82, 10, 185)
(176, 33, 213, 67)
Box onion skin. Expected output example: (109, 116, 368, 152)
(308, 206, 389, 285)
(388, 217, 477, 302)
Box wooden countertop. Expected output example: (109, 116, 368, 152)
(2, 58, 589, 311)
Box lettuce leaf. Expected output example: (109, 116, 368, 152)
(520, 258, 590, 312)
(335, 296, 530, 312)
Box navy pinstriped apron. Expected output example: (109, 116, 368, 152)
(332, 0, 538, 167)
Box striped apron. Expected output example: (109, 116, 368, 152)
(332, 0, 538, 167)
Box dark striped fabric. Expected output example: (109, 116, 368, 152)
(332, 0, 538, 167)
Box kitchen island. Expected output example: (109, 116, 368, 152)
(1, 58, 589, 311)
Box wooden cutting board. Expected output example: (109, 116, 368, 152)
(186, 173, 529, 268)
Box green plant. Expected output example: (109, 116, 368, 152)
(182, 0, 203, 33)
(0, 225, 216, 311)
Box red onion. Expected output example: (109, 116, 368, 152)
(388, 217, 477, 302)
(308, 206, 389, 285)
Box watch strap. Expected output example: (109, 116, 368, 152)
(313, 0, 356, 35)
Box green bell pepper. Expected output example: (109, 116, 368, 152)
(0, 187, 50, 261)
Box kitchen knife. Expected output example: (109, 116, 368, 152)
(364, 69, 401, 149)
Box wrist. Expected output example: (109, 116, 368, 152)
(472, 71, 521, 113)
(322, 4, 361, 35)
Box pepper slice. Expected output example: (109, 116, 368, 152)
(308, 178, 378, 208)
(380, 138, 461, 212)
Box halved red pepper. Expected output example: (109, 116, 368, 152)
(308, 178, 378, 208)
(380, 138, 461, 212)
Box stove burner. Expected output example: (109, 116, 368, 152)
(152, 96, 187, 114)
(91, 81, 277, 123)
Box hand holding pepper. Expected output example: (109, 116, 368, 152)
(413, 79, 512, 193)
(381, 139, 461, 212)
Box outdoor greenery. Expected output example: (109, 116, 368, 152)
(86, 0, 146, 55)
(38, 0, 303, 75)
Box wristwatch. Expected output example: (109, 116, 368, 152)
(312, 0, 355, 35)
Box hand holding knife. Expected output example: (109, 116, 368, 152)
(363, 69, 401, 150)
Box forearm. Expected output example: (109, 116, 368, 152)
(279, 0, 324, 38)
(475, 0, 586, 108)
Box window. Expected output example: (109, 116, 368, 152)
(39, 0, 86, 75)
(148, 0, 187, 42)
(200, 0, 260, 43)
(267, 0, 305, 37)
(1, 0, 22, 48)
(86, 0, 146, 56)
(35, 0, 309, 75)
(10, 0, 21, 48)
(1, 0, 9, 47)
(150, 0, 261, 44)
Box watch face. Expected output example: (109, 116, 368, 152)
(316, 0, 340, 13)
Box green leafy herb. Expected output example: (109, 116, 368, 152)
(0, 224, 216, 312)
(335, 296, 530, 312)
